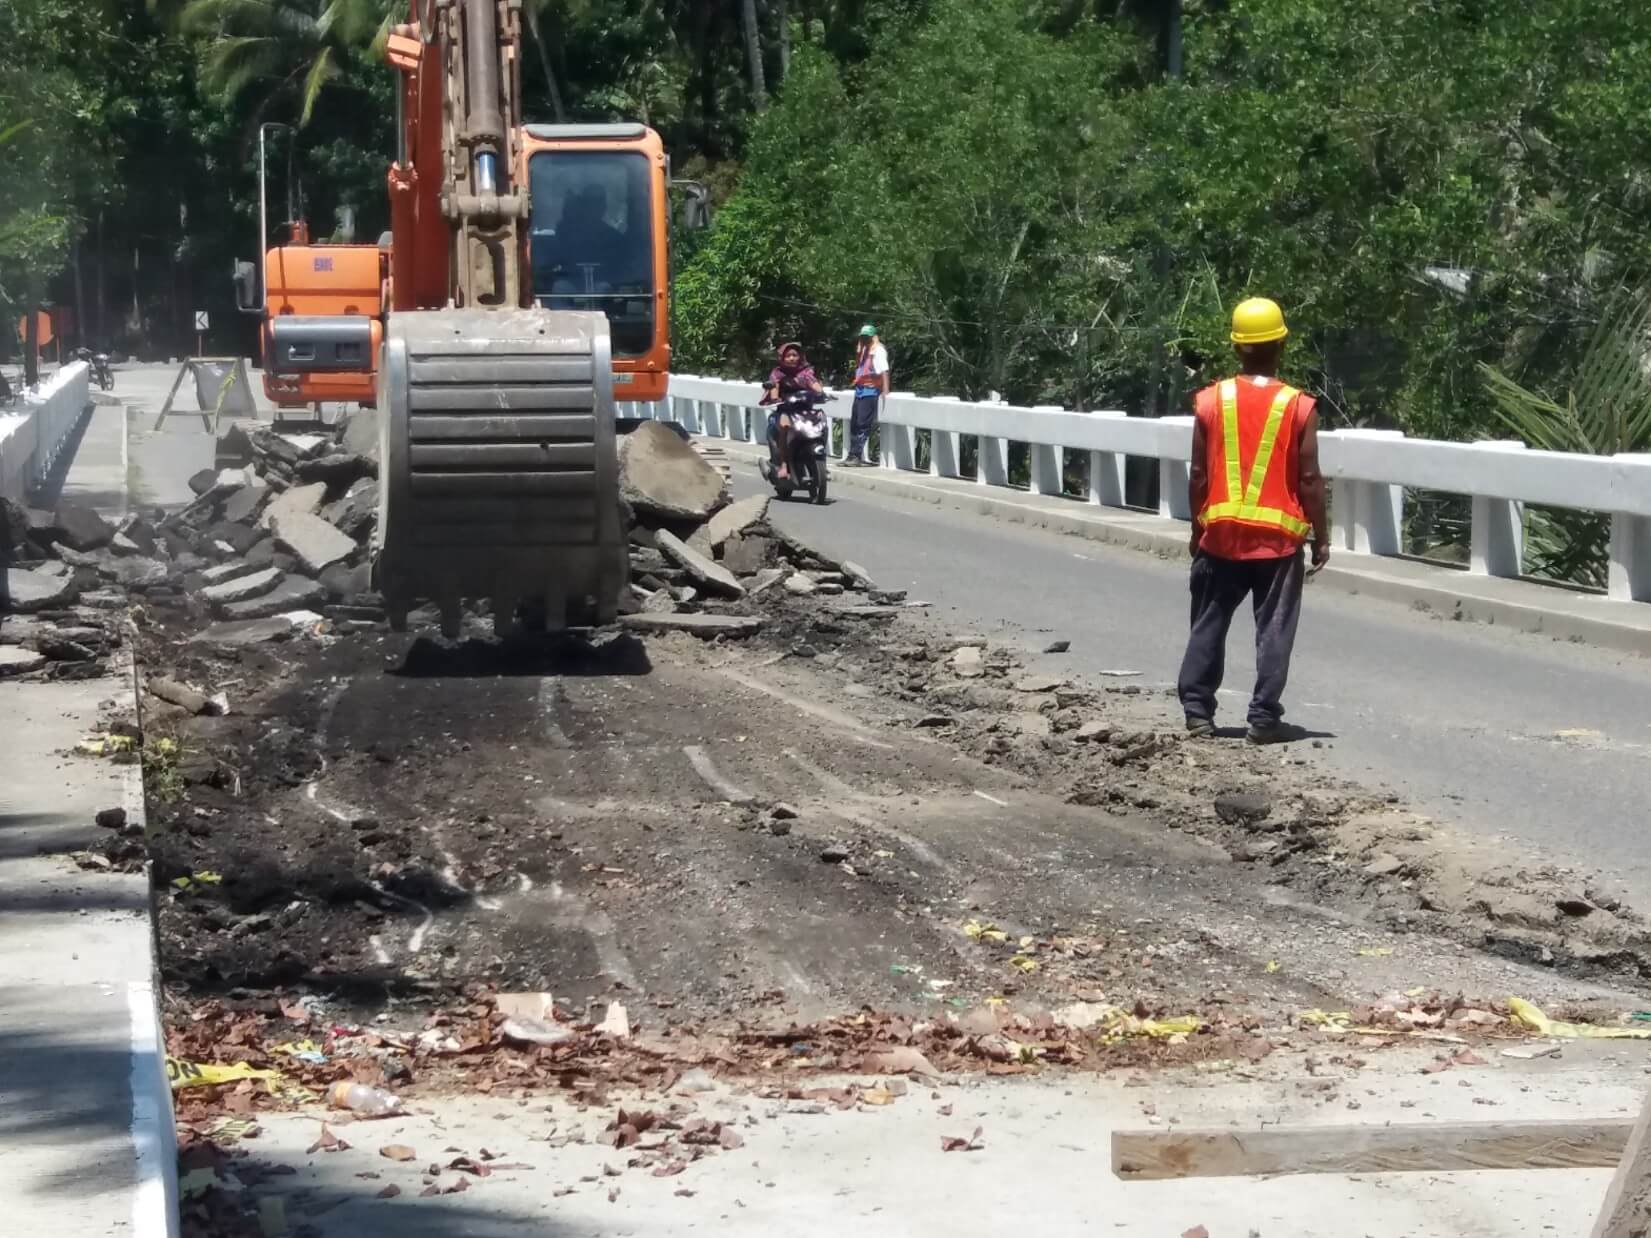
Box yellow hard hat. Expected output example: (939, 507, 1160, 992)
(1230, 297, 1289, 345)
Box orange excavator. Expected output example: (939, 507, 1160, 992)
(241, 0, 696, 634)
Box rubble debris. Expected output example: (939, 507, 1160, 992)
(258, 482, 327, 530)
(220, 577, 325, 621)
(704, 494, 769, 548)
(618, 421, 728, 521)
(5, 566, 79, 612)
(1214, 791, 1270, 825)
(619, 613, 762, 638)
(51, 500, 116, 551)
(1043, 639, 1071, 653)
(201, 567, 283, 609)
(784, 573, 817, 596)
(656, 530, 744, 599)
(0, 646, 47, 675)
(148, 677, 214, 716)
(271, 511, 357, 574)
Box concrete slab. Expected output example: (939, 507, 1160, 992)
(238, 1040, 1650, 1237)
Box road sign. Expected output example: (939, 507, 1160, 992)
(194, 310, 210, 331)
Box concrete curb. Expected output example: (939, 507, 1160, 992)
(719, 441, 1651, 657)
(124, 646, 182, 1238)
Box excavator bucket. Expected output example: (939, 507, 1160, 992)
(375, 307, 628, 636)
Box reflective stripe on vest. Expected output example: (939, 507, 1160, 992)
(1201, 379, 1313, 538)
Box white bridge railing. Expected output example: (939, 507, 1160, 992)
(0, 361, 91, 502)
(623, 375, 1651, 606)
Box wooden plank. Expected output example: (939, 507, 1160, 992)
(1112, 1120, 1633, 1181)
(1592, 1090, 1651, 1237)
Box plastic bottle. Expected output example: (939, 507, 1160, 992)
(327, 1081, 403, 1117)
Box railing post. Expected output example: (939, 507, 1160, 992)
(674, 396, 700, 433)
(1328, 430, 1405, 556)
(1609, 454, 1651, 602)
(696, 399, 719, 437)
(1469, 440, 1527, 578)
(1028, 405, 1064, 496)
(929, 397, 962, 478)
(1158, 415, 1195, 521)
(882, 393, 916, 470)
(977, 396, 1009, 487)
(1086, 411, 1128, 507)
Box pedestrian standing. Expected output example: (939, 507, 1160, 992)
(845, 324, 889, 465)
(1177, 297, 1330, 744)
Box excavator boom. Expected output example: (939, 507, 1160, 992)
(375, 0, 627, 635)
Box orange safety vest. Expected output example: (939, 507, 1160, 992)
(1194, 377, 1313, 560)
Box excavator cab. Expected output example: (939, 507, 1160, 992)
(521, 124, 670, 401)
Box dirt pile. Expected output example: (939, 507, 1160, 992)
(799, 617, 1651, 982)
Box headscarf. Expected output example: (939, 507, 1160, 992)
(767, 342, 818, 394)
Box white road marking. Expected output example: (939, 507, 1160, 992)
(973, 790, 1009, 807)
(127, 979, 175, 1238)
(536, 678, 573, 748)
(714, 667, 896, 749)
(683, 744, 756, 804)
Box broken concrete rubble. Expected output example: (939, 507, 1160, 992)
(618, 421, 728, 522)
(704, 494, 769, 548)
(201, 567, 283, 608)
(271, 511, 356, 574)
(258, 481, 327, 530)
(5, 567, 79, 612)
(619, 613, 763, 638)
(50, 501, 115, 551)
(656, 530, 744, 599)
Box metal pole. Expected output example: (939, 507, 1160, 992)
(258, 125, 270, 303)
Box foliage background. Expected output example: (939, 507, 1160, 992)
(4, 0, 1651, 462)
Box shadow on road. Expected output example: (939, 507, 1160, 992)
(392, 632, 652, 680)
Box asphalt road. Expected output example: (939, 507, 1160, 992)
(738, 467, 1651, 904)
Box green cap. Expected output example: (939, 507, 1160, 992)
(859, 323, 877, 337)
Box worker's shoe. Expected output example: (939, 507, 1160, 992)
(1184, 716, 1216, 739)
(1245, 722, 1289, 745)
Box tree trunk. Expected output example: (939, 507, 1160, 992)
(695, 6, 720, 155)
(71, 236, 85, 351)
(23, 300, 39, 389)
(777, 0, 790, 79)
(741, 0, 768, 109)
(524, 1, 568, 123)
(94, 210, 106, 347)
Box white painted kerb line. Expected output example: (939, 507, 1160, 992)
(128, 979, 179, 1238)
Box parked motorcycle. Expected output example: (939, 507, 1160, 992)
(75, 347, 113, 390)
(759, 389, 829, 505)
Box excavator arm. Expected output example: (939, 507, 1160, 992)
(376, 0, 626, 636)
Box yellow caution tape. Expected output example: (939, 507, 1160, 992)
(167, 1056, 283, 1090)
(1509, 997, 1651, 1041)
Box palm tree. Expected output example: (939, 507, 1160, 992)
(181, 0, 394, 126)
(1481, 290, 1651, 587)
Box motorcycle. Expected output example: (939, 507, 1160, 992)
(75, 347, 113, 390)
(759, 389, 829, 505)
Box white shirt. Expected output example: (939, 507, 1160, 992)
(855, 341, 890, 390)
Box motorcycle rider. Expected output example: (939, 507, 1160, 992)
(760, 342, 823, 481)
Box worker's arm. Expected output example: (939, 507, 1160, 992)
(1187, 414, 1209, 559)
(1298, 409, 1330, 569)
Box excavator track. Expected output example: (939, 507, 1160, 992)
(376, 307, 627, 635)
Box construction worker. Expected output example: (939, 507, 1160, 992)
(1177, 297, 1329, 744)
